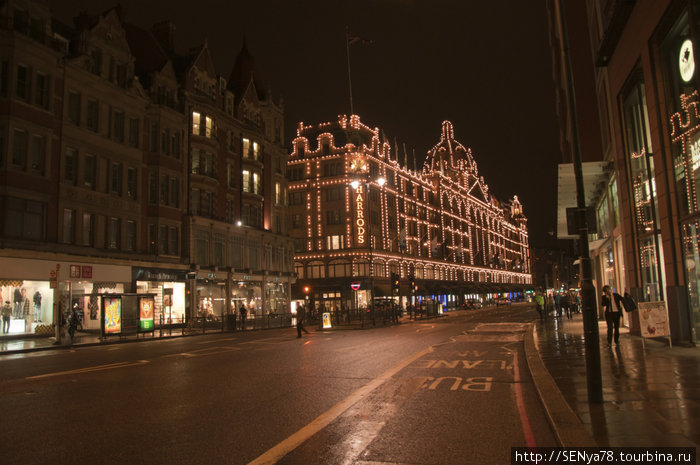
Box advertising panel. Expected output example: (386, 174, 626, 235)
(139, 296, 155, 332)
(322, 312, 332, 329)
(638, 301, 670, 338)
(104, 297, 122, 334)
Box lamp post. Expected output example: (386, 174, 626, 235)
(351, 175, 385, 324)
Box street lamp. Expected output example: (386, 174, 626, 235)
(351, 175, 385, 323)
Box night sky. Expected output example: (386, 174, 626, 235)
(48, 0, 561, 247)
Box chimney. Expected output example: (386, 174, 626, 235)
(152, 21, 175, 51)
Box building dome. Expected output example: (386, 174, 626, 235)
(422, 121, 479, 180)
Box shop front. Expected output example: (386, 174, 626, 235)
(133, 267, 188, 326)
(0, 257, 131, 336)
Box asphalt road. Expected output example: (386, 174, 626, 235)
(1, 303, 556, 465)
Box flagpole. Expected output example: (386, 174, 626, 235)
(345, 26, 354, 115)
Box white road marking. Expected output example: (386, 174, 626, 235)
(26, 360, 149, 380)
(246, 346, 434, 465)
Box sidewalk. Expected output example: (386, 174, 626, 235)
(527, 311, 700, 447)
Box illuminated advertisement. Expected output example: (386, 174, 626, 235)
(104, 297, 122, 334)
(322, 312, 332, 329)
(139, 297, 155, 332)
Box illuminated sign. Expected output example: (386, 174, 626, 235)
(322, 312, 332, 329)
(355, 184, 366, 244)
(350, 282, 361, 290)
(104, 297, 122, 334)
(139, 297, 155, 332)
(680, 39, 695, 83)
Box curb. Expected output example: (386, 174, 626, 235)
(523, 322, 597, 447)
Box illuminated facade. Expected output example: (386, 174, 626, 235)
(288, 115, 531, 311)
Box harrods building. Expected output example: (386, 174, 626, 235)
(288, 115, 531, 312)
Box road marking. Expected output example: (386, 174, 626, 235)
(26, 360, 149, 380)
(246, 346, 433, 465)
(510, 348, 536, 447)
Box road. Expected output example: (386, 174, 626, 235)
(1, 303, 556, 465)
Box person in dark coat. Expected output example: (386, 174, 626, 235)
(296, 304, 309, 338)
(602, 285, 623, 346)
(239, 304, 247, 331)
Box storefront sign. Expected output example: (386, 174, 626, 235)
(638, 301, 670, 338)
(355, 184, 366, 244)
(322, 312, 332, 329)
(70, 265, 81, 278)
(351, 282, 361, 290)
(139, 297, 155, 332)
(132, 267, 187, 282)
(104, 297, 122, 334)
(82, 266, 92, 278)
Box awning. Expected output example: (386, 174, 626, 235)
(557, 162, 611, 239)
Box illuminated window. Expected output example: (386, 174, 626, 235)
(275, 182, 281, 204)
(326, 235, 345, 250)
(242, 138, 250, 158)
(252, 141, 259, 159)
(253, 172, 260, 194)
(205, 116, 213, 138)
(192, 111, 200, 135)
(242, 170, 250, 192)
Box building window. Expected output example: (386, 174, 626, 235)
(242, 170, 250, 192)
(275, 182, 282, 204)
(242, 138, 250, 158)
(127, 167, 137, 199)
(324, 186, 342, 201)
(191, 188, 200, 215)
(62, 209, 74, 244)
(158, 225, 168, 255)
(191, 148, 200, 174)
(15, 64, 28, 100)
(148, 172, 157, 205)
(195, 230, 209, 264)
(34, 72, 49, 109)
(82, 213, 94, 247)
(307, 261, 326, 279)
(31, 135, 45, 175)
(291, 214, 302, 229)
(84, 154, 96, 189)
(226, 199, 234, 223)
(205, 116, 213, 138)
(192, 111, 201, 135)
(214, 234, 225, 266)
(12, 129, 27, 169)
(65, 147, 78, 185)
(203, 191, 213, 217)
(160, 175, 169, 205)
(252, 141, 259, 160)
(4, 196, 46, 240)
(113, 110, 125, 142)
(204, 152, 213, 177)
(289, 191, 303, 206)
(110, 162, 122, 195)
(107, 217, 121, 250)
(326, 235, 344, 250)
(68, 91, 80, 124)
(148, 224, 157, 254)
(326, 210, 342, 225)
(227, 164, 235, 188)
(126, 220, 137, 251)
(172, 131, 180, 158)
(129, 117, 139, 147)
(161, 129, 169, 154)
(169, 227, 179, 256)
(253, 172, 260, 194)
(170, 178, 179, 208)
(87, 99, 99, 132)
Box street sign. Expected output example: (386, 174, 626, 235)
(351, 282, 361, 291)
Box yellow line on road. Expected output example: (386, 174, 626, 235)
(26, 360, 149, 380)
(246, 346, 433, 465)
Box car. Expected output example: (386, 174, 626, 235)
(463, 300, 483, 309)
(495, 298, 510, 306)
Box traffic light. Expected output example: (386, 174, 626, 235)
(391, 272, 399, 290)
(303, 285, 310, 295)
(408, 273, 416, 290)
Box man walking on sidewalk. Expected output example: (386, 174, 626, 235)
(296, 304, 309, 338)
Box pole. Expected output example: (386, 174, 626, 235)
(557, 0, 603, 403)
(368, 180, 374, 325)
(345, 26, 354, 115)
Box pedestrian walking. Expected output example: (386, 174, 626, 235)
(296, 304, 309, 338)
(534, 293, 546, 320)
(602, 285, 623, 346)
(68, 304, 80, 342)
(2, 300, 11, 334)
(239, 304, 247, 331)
